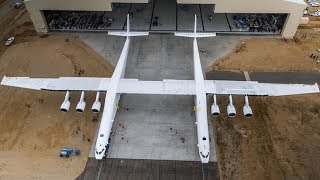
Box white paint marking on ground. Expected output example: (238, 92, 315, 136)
(244, 71, 251, 81)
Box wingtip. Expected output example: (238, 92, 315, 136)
(314, 83, 320, 92)
(1, 76, 7, 85)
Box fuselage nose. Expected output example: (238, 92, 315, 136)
(200, 151, 210, 163)
(200, 155, 209, 163)
(95, 150, 104, 159)
(95, 145, 106, 159)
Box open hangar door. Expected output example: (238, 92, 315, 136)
(42, 0, 287, 36)
(225, 13, 288, 35)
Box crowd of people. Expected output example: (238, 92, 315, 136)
(232, 14, 286, 33)
(45, 11, 115, 30)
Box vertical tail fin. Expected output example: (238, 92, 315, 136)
(108, 14, 149, 37)
(174, 14, 216, 38)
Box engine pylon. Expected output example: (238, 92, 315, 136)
(227, 95, 236, 117)
(211, 95, 220, 117)
(243, 95, 253, 118)
(76, 91, 86, 112)
(91, 92, 101, 112)
(60, 91, 71, 112)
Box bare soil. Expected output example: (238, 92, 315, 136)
(209, 12, 320, 179)
(0, 0, 7, 7)
(208, 32, 320, 72)
(0, 7, 114, 180)
(211, 94, 320, 180)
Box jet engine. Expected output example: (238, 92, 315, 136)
(60, 91, 71, 112)
(76, 91, 86, 112)
(91, 92, 101, 113)
(243, 95, 253, 118)
(211, 95, 220, 117)
(227, 95, 236, 117)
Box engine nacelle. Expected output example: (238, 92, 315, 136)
(91, 92, 101, 113)
(76, 91, 86, 112)
(60, 91, 71, 112)
(243, 95, 253, 118)
(211, 95, 220, 117)
(227, 95, 236, 117)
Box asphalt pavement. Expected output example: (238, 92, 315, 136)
(0, 0, 21, 20)
(76, 158, 219, 180)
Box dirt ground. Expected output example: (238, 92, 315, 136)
(0, 7, 114, 180)
(211, 94, 320, 180)
(0, 0, 7, 7)
(208, 15, 320, 179)
(208, 32, 320, 72)
(209, 4, 320, 73)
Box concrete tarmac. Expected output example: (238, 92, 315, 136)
(80, 34, 246, 162)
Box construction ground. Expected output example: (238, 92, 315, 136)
(0, 1, 320, 180)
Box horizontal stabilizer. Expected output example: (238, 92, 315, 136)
(174, 32, 216, 38)
(108, 31, 149, 37)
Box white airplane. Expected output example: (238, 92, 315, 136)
(1, 15, 319, 163)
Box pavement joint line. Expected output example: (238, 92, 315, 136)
(244, 71, 251, 81)
(95, 161, 103, 180)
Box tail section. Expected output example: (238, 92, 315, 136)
(174, 32, 216, 38)
(174, 15, 216, 38)
(108, 31, 150, 36)
(108, 14, 149, 37)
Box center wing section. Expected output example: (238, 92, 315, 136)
(1, 76, 111, 91)
(117, 79, 196, 95)
(205, 80, 319, 96)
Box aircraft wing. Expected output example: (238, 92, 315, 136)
(1, 76, 111, 91)
(205, 80, 320, 96)
(117, 79, 196, 95)
(2, 76, 318, 96)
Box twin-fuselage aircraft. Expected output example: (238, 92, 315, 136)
(1, 15, 319, 163)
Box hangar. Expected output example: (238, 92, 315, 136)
(24, 0, 306, 38)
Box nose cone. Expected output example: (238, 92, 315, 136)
(95, 145, 105, 160)
(95, 152, 104, 159)
(199, 151, 210, 163)
(200, 157, 209, 163)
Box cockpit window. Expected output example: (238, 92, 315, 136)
(96, 148, 105, 155)
(202, 137, 206, 141)
(200, 152, 209, 158)
(100, 134, 104, 137)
